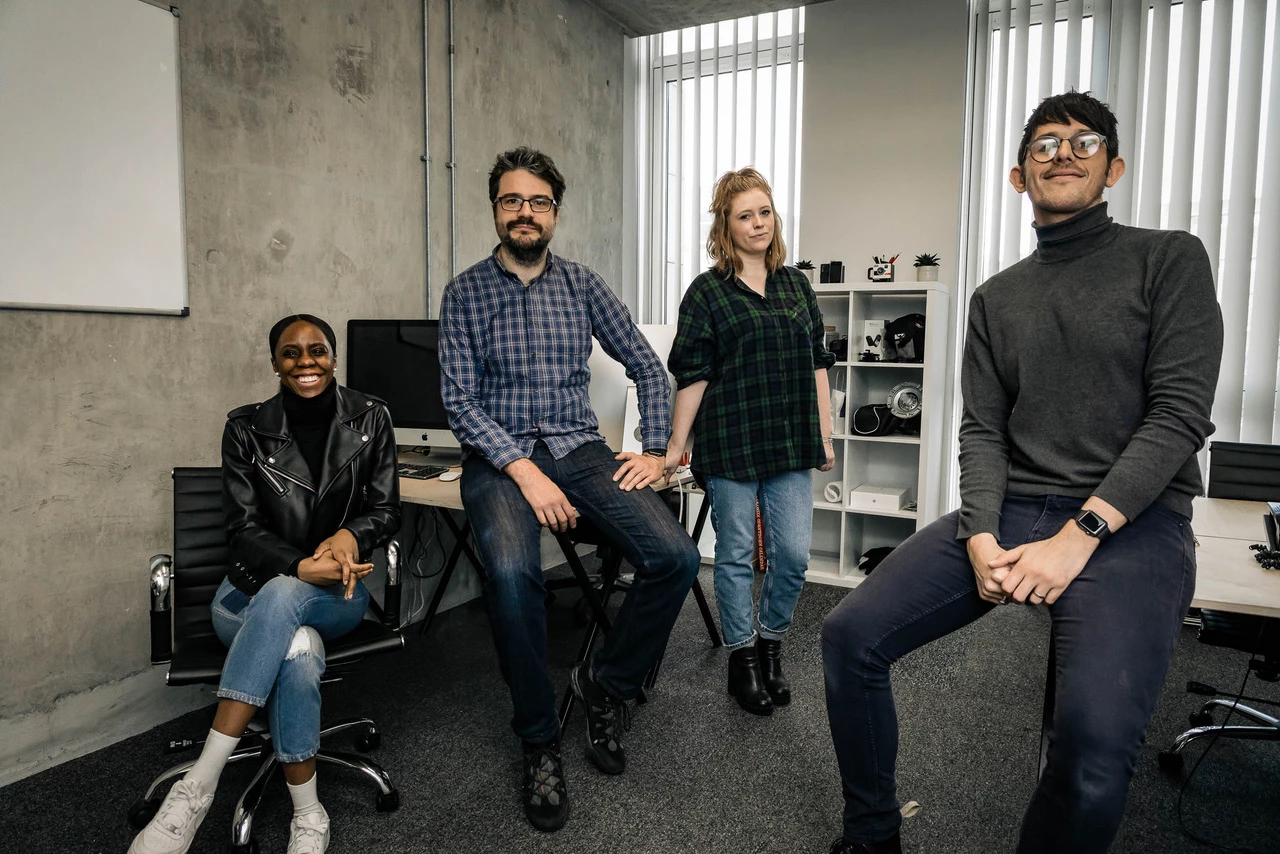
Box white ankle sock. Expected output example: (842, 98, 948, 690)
(184, 728, 240, 792)
(287, 772, 323, 817)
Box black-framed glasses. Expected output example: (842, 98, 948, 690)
(495, 194, 558, 213)
(1027, 131, 1105, 163)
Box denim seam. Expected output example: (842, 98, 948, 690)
(857, 583, 978, 823)
(274, 745, 320, 764)
(724, 633, 757, 650)
(1022, 499, 1055, 544)
(216, 688, 266, 707)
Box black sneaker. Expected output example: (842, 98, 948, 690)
(569, 662, 630, 775)
(522, 740, 569, 832)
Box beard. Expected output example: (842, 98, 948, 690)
(500, 218, 552, 264)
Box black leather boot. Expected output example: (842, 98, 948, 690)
(755, 637, 791, 706)
(727, 647, 773, 715)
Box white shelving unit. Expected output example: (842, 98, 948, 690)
(807, 282, 951, 588)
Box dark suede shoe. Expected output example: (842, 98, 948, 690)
(522, 740, 569, 832)
(756, 637, 792, 706)
(569, 662, 630, 775)
(727, 647, 774, 716)
(828, 832, 902, 854)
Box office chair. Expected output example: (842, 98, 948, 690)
(129, 467, 405, 854)
(1158, 441, 1280, 774)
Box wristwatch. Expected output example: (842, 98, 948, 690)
(1073, 509, 1112, 543)
(644, 449, 666, 458)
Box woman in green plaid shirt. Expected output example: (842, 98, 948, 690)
(665, 168, 836, 717)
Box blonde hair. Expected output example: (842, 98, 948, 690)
(705, 168, 787, 277)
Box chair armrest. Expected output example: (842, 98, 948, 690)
(149, 554, 173, 665)
(381, 539, 402, 629)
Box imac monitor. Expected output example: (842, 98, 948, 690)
(346, 319, 461, 452)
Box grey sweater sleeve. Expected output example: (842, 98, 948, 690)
(1092, 232, 1222, 522)
(956, 289, 1010, 539)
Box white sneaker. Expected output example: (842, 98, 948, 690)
(127, 778, 214, 854)
(286, 805, 330, 854)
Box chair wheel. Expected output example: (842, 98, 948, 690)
(356, 731, 381, 752)
(228, 837, 258, 854)
(376, 789, 400, 812)
(1158, 750, 1184, 774)
(127, 798, 159, 828)
(1189, 711, 1214, 727)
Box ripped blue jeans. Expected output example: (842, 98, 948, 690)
(211, 575, 369, 763)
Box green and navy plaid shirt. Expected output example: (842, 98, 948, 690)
(668, 265, 835, 482)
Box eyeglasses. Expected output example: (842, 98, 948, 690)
(495, 194, 558, 213)
(1026, 131, 1105, 163)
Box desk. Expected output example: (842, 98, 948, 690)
(1189, 496, 1280, 618)
(398, 473, 483, 634)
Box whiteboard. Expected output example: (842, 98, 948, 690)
(0, 0, 188, 315)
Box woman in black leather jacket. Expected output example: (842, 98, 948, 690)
(130, 314, 400, 854)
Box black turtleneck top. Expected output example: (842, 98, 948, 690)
(957, 202, 1224, 539)
(281, 381, 337, 483)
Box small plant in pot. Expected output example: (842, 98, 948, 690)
(796, 259, 815, 284)
(913, 253, 940, 282)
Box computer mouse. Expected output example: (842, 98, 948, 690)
(439, 470, 462, 483)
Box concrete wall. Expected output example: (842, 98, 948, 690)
(0, 0, 624, 785)
(427, 0, 626, 309)
(798, 0, 970, 500)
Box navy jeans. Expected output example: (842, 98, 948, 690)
(461, 440, 702, 744)
(822, 495, 1196, 852)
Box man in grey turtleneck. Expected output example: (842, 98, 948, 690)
(822, 92, 1223, 854)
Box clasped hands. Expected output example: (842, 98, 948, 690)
(297, 528, 370, 599)
(967, 524, 1099, 607)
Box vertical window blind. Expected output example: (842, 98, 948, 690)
(958, 0, 1279, 502)
(626, 9, 806, 323)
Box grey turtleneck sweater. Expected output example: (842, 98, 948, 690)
(956, 202, 1224, 540)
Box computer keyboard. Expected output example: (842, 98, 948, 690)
(397, 463, 450, 480)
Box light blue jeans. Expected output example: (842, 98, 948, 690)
(211, 575, 369, 763)
(705, 469, 813, 649)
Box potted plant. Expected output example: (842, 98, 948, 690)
(795, 259, 815, 284)
(913, 253, 940, 282)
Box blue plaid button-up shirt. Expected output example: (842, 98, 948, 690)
(439, 249, 671, 470)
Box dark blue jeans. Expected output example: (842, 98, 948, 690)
(822, 495, 1196, 852)
(461, 440, 702, 744)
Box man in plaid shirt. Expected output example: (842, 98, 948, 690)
(439, 147, 701, 834)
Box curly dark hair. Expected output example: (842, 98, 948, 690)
(1016, 91, 1120, 166)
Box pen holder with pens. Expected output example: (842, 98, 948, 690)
(868, 262, 895, 282)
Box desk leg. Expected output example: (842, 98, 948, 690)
(418, 511, 480, 637)
(1039, 635, 1056, 780)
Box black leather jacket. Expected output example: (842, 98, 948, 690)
(221, 385, 401, 595)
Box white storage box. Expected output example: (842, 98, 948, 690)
(847, 484, 908, 513)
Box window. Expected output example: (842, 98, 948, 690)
(956, 0, 1280, 506)
(626, 9, 806, 323)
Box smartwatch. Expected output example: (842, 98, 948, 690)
(1074, 509, 1112, 543)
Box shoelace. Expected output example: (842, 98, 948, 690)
(289, 812, 328, 854)
(153, 780, 207, 837)
(589, 695, 632, 748)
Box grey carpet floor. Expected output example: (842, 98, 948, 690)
(2, 564, 1278, 853)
